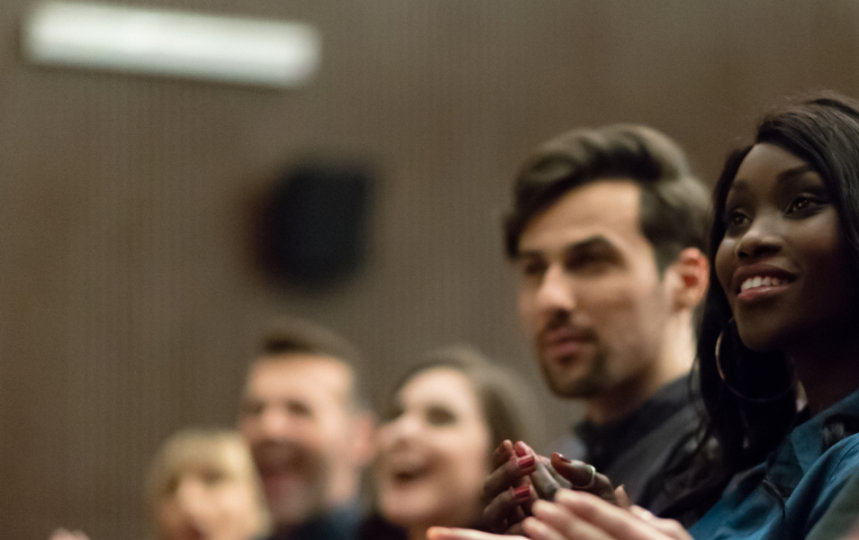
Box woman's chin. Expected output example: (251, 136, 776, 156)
(381, 496, 441, 527)
(735, 321, 787, 354)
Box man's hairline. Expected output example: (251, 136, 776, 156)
(244, 352, 360, 410)
(508, 176, 670, 273)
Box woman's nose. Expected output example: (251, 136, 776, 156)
(735, 215, 782, 260)
(174, 477, 208, 511)
(383, 413, 421, 444)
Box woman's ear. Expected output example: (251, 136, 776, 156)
(668, 247, 709, 311)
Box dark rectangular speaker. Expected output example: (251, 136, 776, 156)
(260, 161, 373, 287)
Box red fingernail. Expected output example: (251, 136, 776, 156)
(516, 455, 535, 469)
(552, 452, 572, 463)
(513, 441, 528, 457)
(513, 485, 531, 501)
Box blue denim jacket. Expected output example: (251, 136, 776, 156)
(689, 388, 859, 539)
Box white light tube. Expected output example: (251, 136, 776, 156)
(21, 2, 322, 88)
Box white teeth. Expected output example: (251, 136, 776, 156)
(740, 276, 786, 292)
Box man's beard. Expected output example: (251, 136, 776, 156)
(541, 345, 611, 398)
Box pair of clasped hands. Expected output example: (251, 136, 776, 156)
(428, 440, 692, 540)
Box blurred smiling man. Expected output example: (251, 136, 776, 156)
(238, 319, 374, 540)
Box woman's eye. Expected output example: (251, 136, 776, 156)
(425, 406, 456, 426)
(724, 209, 749, 232)
(788, 197, 809, 212)
(200, 468, 227, 486)
(164, 477, 179, 495)
(382, 405, 404, 423)
(786, 195, 826, 215)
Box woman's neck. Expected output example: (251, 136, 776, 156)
(789, 327, 859, 414)
(407, 525, 428, 540)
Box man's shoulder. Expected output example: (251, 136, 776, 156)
(269, 504, 365, 540)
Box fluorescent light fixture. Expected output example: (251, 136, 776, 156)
(21, 2, 322, 88)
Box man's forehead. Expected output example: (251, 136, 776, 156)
(247, 353, 353, 398)
(556, 178, 641, 217)
(519, 179, 644, 250)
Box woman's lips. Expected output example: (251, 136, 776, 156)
(736, 277, 792, 302)
(730, 263, 796, 297)
(383, 453, 431, 485)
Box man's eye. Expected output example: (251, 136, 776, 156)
(566, 249, 615, 272)
(569, 252, 601, 267)
(240, 402, 263, 418)
(286, 401, 313, 417)
(519, 261, 545, 277)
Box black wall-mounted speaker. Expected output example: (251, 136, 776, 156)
(259, 161, 373, 287)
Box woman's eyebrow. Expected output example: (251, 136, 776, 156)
(775, 164, 817, 186)
(729, 164, 817, 195)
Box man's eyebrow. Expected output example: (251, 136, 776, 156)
(568, 235, 615, 251)
(515, 234, 614, 259)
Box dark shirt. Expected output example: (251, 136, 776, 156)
(267, 503, 363, 540)
(552, 376, 702, 519)
(357, 513, 407, 540)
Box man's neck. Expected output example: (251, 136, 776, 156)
(586, 315, 694, 425)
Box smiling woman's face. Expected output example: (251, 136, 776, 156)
(715, 143, 854, 354)
(375, 367, 491, 532)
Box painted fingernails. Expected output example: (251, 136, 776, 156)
(514, 440, 529, 457)
(552, 452, 572, 463)
(516, 454, 536, 469)
(513, 484, 532, 501)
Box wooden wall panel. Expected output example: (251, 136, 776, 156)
(2, 1, 859, 537)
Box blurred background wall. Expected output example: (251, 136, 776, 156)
(2, 1, 859, 537)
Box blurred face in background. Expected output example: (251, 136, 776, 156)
(152, 433, 267, 540)
(375, 367, 492, 533)
(238, 355, 368, 530)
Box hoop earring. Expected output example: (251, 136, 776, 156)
(714, 319, 795, 403)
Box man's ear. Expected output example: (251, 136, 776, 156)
(349, 411, 377, 468)
(667, 247, 709, 311)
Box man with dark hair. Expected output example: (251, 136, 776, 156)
(480, 124, 712, 532)
(238, 318, 374, 540)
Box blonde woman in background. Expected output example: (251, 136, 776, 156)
(145, 427, 269, 540)
(51, 427, 268, 540)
